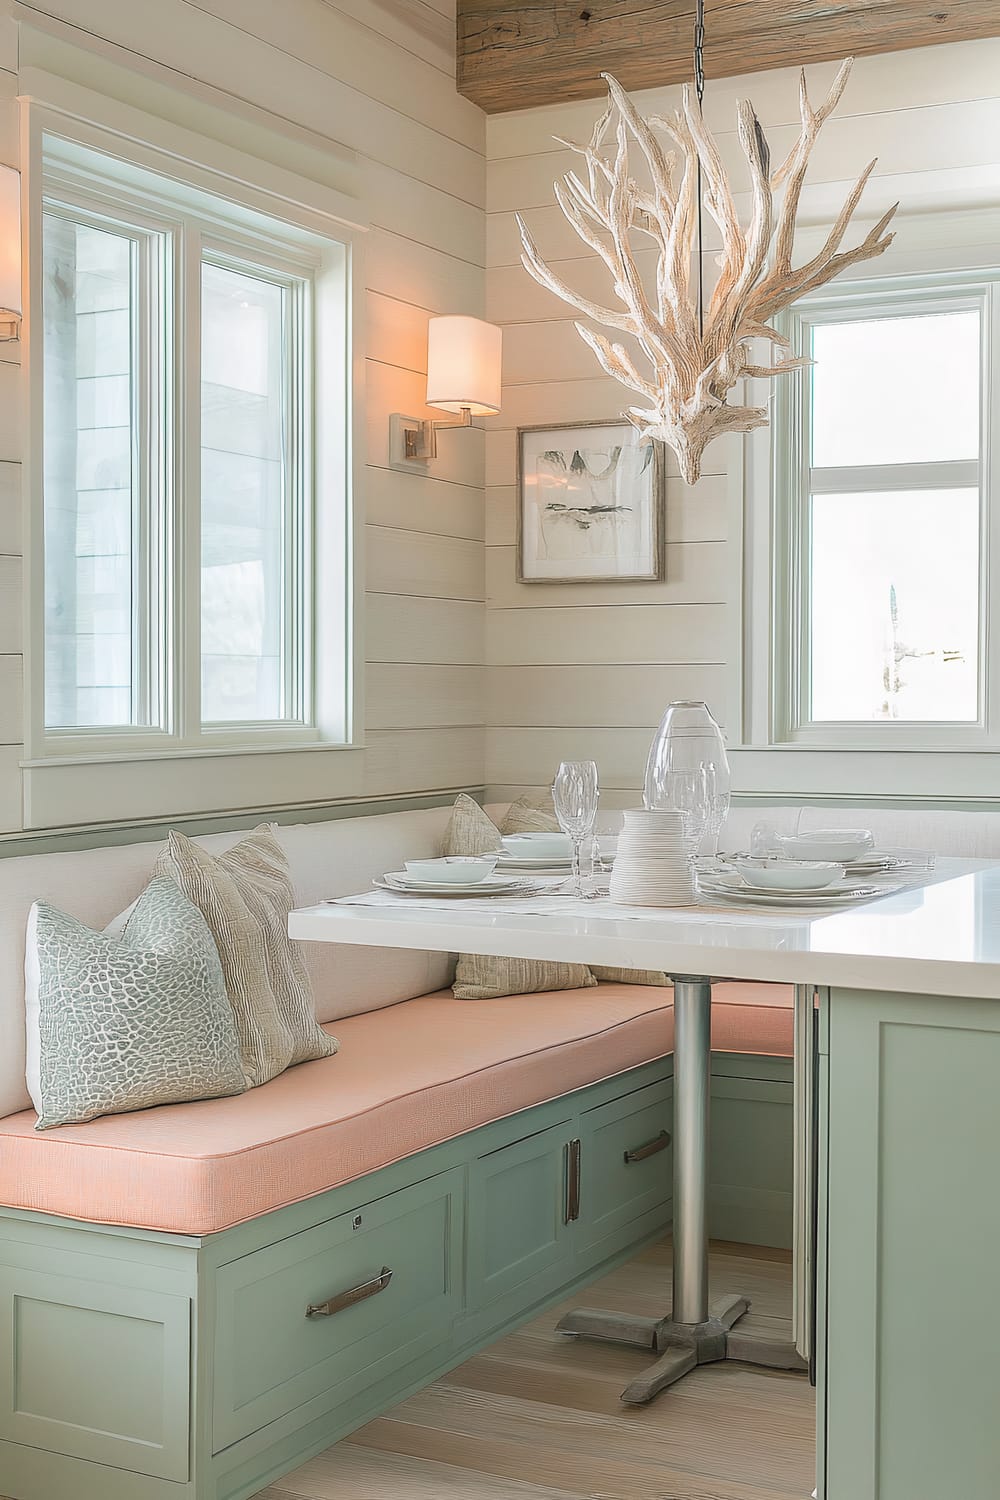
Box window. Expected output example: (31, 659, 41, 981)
(773, 276, 994, 746)
(35, 132, 349, 759)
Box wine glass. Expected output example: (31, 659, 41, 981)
(662, 766, 711, 857)
(552, 761, 600, 897)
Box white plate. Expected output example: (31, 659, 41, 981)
(495, 856, 573, 870)
(374, 873, 543, 897)
(698, 877, 898, 907)
(842, 852, 913, 872)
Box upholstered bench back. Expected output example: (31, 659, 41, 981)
(0, 807, 455, 1120)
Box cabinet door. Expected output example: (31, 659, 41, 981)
(823, 987, 1000, 1500)
(577, 1078, 673, 1264)
(468, 1122, 573, 1306)
(0, 1269, 190, 1481)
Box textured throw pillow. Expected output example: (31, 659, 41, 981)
(25, 877, 247, 1131)
(155, 825, 338, 1086)
(443, 795, 596, 1001)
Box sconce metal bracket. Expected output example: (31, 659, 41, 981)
(388, 408, 472, 472)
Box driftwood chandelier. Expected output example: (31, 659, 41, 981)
(516, 4, 900, 485)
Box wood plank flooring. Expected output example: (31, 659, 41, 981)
(258, 1238, 816, 1500)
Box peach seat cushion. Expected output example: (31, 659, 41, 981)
(0, 982, 793, 1236)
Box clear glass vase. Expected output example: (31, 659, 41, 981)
(643, 701, 731, 854)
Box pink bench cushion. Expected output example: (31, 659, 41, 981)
(0, 981, 793, 1236)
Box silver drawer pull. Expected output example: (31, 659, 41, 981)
(306, 1266, 393, 1319)
(624, 1130, 671, 1165)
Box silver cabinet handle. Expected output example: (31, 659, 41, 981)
(624, 1130, 671, 1165)
(565, 1138, 582, 1223)
(306, 1266, 392, 1318)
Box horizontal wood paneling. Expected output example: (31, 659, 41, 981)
(0, 462, 21, 555)
(487, 604, 727, 665)
(0, 556, 21, 654)
(486, 541, 726, 608)
(486, 726, 663, 789)
(459, 0, 1000, 113)
(368, 664, 484, 729)
(369, 527, 484, 600)
(0, 655, 23, 743)
(487, 664, 727, 728)
(364, 726, 485, 794)
(368, 596, 486, 665)
(367, 468, 485, 541)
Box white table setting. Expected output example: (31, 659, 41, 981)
(290, 701, 976, 1410)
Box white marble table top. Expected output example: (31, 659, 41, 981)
(289, 857, 1000, 1000)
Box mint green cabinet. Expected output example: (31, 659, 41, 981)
(0, 1051, 791, 1500)
(821, 987, 1000, 1500)
(212, 1168, 465, 1451)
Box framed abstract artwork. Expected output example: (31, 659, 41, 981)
(516, 420, 665, 583)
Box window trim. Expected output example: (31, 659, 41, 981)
(24, 102, 364, 772)
(769, 269, 1000, 752)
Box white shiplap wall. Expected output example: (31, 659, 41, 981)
(485, 38, 1000, 804)
(0, 0, 487, 832)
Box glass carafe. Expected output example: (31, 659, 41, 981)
(643, 701, 731, 854)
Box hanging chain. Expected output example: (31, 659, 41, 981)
(694, 0, 706, 336)
(694, 0, 706, 105)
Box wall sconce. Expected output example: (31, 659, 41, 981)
(0, 165, 20, 342)
(390, 315, 501, 466)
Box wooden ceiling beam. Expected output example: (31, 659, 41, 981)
(457, 1, 1000, 113)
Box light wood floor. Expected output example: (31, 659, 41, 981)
(257, 1238, 816, 1500)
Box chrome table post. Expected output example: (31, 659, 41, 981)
(556, 974, 806, 1405)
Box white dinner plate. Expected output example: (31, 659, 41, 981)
(698, 877, 899, 907)
(374, 873, 544, 897)
(842, 852, 914, 873)
(495, 856, 573, 870)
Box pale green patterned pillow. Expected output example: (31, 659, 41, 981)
(26, 877, 248, 1132)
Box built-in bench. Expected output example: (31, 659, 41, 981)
(0, 804, 801, 1500)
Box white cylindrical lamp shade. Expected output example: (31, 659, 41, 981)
(0, 165, 20, 338)
(426, 315, 501, 415)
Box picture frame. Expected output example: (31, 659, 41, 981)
(516, 420, 666, 584)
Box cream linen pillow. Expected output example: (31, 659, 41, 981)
(443, 795, 595, 1001)
(494, 795, 669, 989)
(156, 825, 338, 1086)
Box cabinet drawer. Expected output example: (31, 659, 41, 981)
(212, 1167, 464, 1450)
(578, 1079, 672, 1257)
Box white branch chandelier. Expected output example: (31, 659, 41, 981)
(516, 21, 899, 485)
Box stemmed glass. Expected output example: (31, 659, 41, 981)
(662, 767, 711, 857)
(552, 760, 600, 897)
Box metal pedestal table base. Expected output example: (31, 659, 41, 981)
(557, 976, 807, 1405)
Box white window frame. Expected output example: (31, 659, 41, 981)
(769, 269, 1000, 752)
(20, 98, 365, 820)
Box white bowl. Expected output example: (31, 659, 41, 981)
(500, 832, 573, 859)
(403, 856, 498, 885)
(732, 858, 844, 891)
(774, 829, 874, 863)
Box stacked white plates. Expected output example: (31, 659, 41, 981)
(608, 809, 696, 906)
